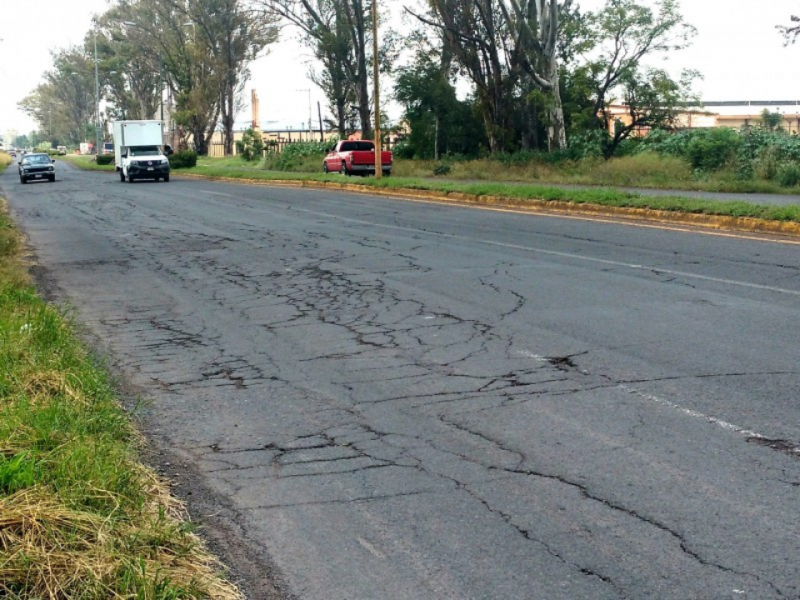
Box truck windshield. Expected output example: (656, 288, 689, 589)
(22, 155, 50, 165)
(129, 146, 161, 156)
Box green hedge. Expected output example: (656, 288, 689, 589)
(169, 150, 198, 169)
(95, 155, 114, 165)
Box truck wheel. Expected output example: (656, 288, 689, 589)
(20, 176, 26, 184)
(49, 175, 56, 182)
(163, 174, 170, 182)
(323, 162, 329, 173)
(127, 175, 135, 183)
(119, 170, 125, 182)
(341, 162, 349, 176)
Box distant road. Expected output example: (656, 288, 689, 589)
(5, 161, 800, 600)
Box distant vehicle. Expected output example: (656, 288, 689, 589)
(112, 120, 170, 182)
(102, 142, 114, 155)
(18, 153, 56, 184)
(79, 142, 93, 155)
(8, 150, 16, 158)
(323, 140, 392, 176)
(56, 146, 67, 155)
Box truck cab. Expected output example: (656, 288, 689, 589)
(113, 120, 171, 183)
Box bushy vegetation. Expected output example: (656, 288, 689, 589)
(95, 154, 114, 165)
(235, 128, 264, 162)
(169, 150, 199, 169)
(637, 124, 800, 187)
(262, 140, 334, 172)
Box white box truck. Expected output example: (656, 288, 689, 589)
(112, 120, 171, 183)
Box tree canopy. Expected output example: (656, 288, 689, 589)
(19, 0, 700, 158)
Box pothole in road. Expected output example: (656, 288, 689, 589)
(747, 436, 800, 460)
(547, 355, 578, 370)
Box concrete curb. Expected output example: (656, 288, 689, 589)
(181, 172, 800, 238)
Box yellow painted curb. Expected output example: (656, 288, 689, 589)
(172, 172, 800, 238)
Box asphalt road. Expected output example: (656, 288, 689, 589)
(4, 161, 800, 600)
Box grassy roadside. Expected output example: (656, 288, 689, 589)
(392, 154, 800, 195)
(0, 153, 242, 598)
(58, 154, 115, 171)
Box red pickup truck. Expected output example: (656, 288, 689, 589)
(323, 140, 392, 176)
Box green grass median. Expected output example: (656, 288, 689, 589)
(0, 154, 241, 598)
(58, 154, 115, 171)
(60, 151, 800, 224)
(181, 165, 800, 224)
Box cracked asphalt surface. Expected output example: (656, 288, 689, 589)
(4, 161, 800, 599)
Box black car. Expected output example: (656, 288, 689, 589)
(19, 153, 56, 184)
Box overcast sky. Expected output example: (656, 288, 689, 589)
(2, 0, 799, 138)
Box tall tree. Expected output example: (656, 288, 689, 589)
(18, 47, 97, 145)
(604, 67, 699, 157)
(499, 0, 573, 151)
(409, 0, 573, 152)
(410, 0, 515, 153)
(109, 0, 222, 154)
(95, 8, 162, 121)
(395, 55, 486, 158)
(187, 0, 278, 154)
(568, 0, 697, 157)
(257, 0, 396, 139)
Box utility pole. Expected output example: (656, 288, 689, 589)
(372, 0, 381, 179)
(297, 89, 312, 140)
(93, 18, 101, 156)
(318, 101, 324, 142)
(159, 56, 164, 142)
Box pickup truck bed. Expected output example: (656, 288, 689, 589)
(323, 140, 392, 176)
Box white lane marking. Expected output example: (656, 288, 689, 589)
(518, 349, 768, 441)
(357, 537, 387, 559)
(618, 385, 764, 440)
(289, 207, 800, 297)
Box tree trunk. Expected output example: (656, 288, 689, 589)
(546, 59, 567, 152)
(357, 81, 372, 139)
(336, 97, 347, 138)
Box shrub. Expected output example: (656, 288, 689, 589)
(262, 140, 336, 172)
(753, 146, 781, 180)
(777, 162, 800, 187)
(235, 128, 264, 162)
(392, 141, 415, 159)
(168, 150, 198, 169)
(685, 128, 740, 171)
(433, 162, 452, 176)
(567, 130, 606, 160)
(282, 140, 335, 158)
(95, 155, 114, 165)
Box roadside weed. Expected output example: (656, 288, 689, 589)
(0, 201, 242, 598)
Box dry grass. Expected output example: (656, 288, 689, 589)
(0, 485, 240, 599)
(392, 153, 695, 188)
